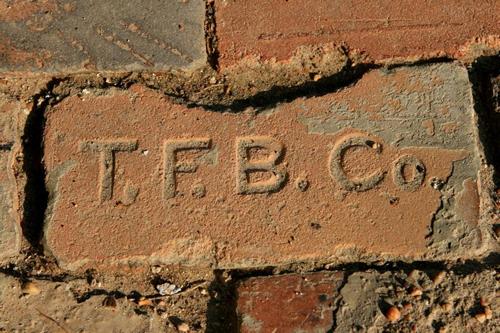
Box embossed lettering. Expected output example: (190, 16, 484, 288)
(392, 155, 426, 192)
(236, 136, 287, 194)
(329, 134, 385, 192)
(163, 138, 211, 200)
(79, 139, 138, 202)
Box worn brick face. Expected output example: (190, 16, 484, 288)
(0, 0, 206, 72)
(215, 0, 500, 67)
(0, 94, 22, 260)
(43, 63, 481, 270)
(237, 272, 344, 333)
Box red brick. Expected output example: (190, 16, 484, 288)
(43, 64, 481, 270)
(215, 0, 500, 67)
(236, 272, 344, 333)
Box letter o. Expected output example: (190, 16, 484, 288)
(392, 154, 425, 192)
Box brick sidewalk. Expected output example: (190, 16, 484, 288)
(0, 1, 498, 332)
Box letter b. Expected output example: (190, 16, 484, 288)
(236, 136, 287, 194)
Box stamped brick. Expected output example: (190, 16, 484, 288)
(0, 0, 206, 72)
(0, 94, 23, 259)
(43, 63, 481, 269)
(215, 0, 500, 67)
(236, 272, 344, 332)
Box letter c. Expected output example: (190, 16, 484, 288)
(329, 135, 385, 192)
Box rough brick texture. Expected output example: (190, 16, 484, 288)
(215, 0, 500, 67)
(0, 0, 206, 72)
(42, 64, 485, 271)
(237, 272, 344, 332)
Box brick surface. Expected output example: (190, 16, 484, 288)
(0, 0, 206, 72)
(215, 0, 500, 67)
(0, 94, 22, 260)
(236, 272, 344, 332)
(43, 63, 481, 269)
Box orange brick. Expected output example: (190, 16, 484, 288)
(43, 63, 481, 270)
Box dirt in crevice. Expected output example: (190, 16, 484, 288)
(204, 0, 219, 70)
(1, 256, 498, 332)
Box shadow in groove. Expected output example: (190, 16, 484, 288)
(206, 270, 238, 333)
(469, 55, 500, 187)
(21, 85, 55, 251)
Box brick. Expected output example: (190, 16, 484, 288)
(43, 63, 482, 269)
(215, 0, 500, 67)
(236, 272, 344, 332)
(0, 0, 206, 72)
(0, 94, 22, 260)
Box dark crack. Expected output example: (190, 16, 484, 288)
(21, 78, 63, 251)
(205, 0, 219, 70)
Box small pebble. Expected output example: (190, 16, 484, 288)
(294, 177, 309, 192)
(408, 270, 421, 281)
(156, 282, 182, 296)
(21, 281, 40, 296)
(409, 287, 423, 297)
(484, 306, 492, 320)
(138, 298, 153, 307)
(385, 306, 401, 322)
(433, 271, 446, 285)
(177, 322, 190, 332)
(475, 312, 487, 323)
